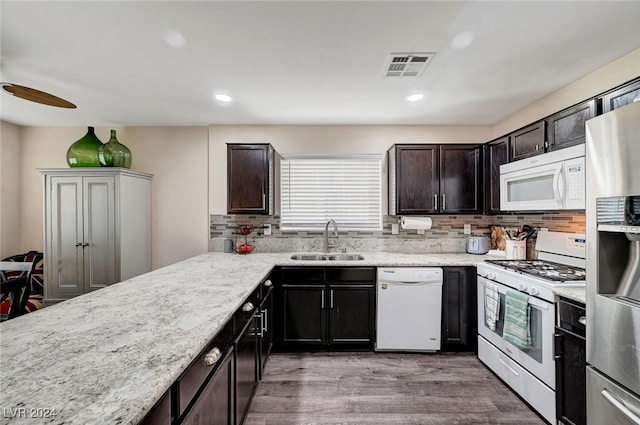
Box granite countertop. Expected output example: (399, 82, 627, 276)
(553, 286, 587, 305)
(0, 251, 499, 424)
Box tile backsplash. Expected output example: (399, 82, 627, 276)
(209, 212, 585, 254)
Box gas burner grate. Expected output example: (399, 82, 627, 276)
(486, 259, 586, 282)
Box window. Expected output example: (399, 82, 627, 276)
(280, 155, 382, 231)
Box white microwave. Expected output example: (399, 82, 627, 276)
(500, 144, 585, 211)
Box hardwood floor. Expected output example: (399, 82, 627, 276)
(245, 352, 547, 425)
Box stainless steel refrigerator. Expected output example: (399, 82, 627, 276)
(586, 100, 640, 424)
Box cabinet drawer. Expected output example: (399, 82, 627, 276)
(280, 267, 326, 283)
(234, 286, 261, 333)
(177, 321, 233, 417)
(327, 267, 375, 282)
(557, 297, 586, 338)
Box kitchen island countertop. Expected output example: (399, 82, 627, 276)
(553, 286, 587, 305)
(0, 251, 500, 424)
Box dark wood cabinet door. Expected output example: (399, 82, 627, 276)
(510, 121, 546, 161)
(441, 267, 477, 352)
(235, 318, 258, 425)
(395, 145, 439, 214)
(281, 284, 326, 345)
(555, 329, 586, 425)
(547, 99, 595, 151)
(227, 144, 269, 214)
(601, 78, 640, 113)
(182, 348, 234, 425)
(439, 145, 482, 214)
(484, 137, 509, 215)
(328, 284, 374, 347)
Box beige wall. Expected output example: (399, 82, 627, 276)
(493, 48, 640, 138)
(208, 125, 492, 215)
(0, 121, 22, 258)
(11, 126, 209, 269)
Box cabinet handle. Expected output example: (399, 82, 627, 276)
(263, 309, 268, 334)
(321, 290, 325, 309)
(442, 194, 446, 211)
(242, 302, 254, 312)
(75, 242, 82, 247)
(330, 290, 334, 309)
(535, 144, 540, 151)
(434, 194, 438, 210)
(263, 279, 272, 287)
(203, 347, 222, 366)
(75, 242, 89, 247)
(601, 390, 640, 425)
(262, 193, 266, 209)
(578, 316, 586, 325)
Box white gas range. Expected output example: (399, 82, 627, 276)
(476, 230, 586, 424)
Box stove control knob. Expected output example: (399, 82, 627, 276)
(517, 282, 527, 291)
(529, 287, 540, 296)
(487, 272, 496, 280)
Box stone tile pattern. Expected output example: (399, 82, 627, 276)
(210, 212, 586, 253)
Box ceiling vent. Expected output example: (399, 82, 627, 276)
(383, 52, 435, 78)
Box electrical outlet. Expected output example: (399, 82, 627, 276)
(264, 223, 272, 236)
(464, 224, 471, 235)
(391, 223, 399, 235)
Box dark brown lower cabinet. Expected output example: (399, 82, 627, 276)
(258, 287, 274, 379)
(555, 298, 586, 425)
(140, 388, 172, 425)
(234, 316, 258, 425)
(275, 267, 375, 350)
(182, 348, 234, 425)
(328, 284, 375, 345)
(441, 267, 477, 352)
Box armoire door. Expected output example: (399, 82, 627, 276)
(82, 177, 117, 292)
(47, 176, 84, 300)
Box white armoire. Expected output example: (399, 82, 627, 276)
(39, 168, 153, 304)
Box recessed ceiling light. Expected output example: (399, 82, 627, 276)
(163, 29, 186, 48)
(215, 93, 233, 102)
(407, 93, 425, 102)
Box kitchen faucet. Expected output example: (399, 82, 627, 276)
(324, 219, 339, 253)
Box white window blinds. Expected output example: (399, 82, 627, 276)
(280, 155, 382, 230)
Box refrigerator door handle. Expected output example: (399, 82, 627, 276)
(602, 389, 640, 425)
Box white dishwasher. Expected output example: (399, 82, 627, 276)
(376, 267, 443, 352)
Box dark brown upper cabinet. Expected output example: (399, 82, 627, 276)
(227, 144, 277, 215)
(600, 78, 640, 114)
(483, 137, 509, 215)
(389, 144, 482, 215)
(391, 145, 439, 215)
(547, 99, 596, 151)
(509, 120, 546, 161)
(439, 145, 482, 214)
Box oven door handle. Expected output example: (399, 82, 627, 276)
(601, 390, 640, 425)
(482, 281, 550, 310)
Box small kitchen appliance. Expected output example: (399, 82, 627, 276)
(467, 236, 490, 254)
(585, 101, 640, 424)
(477, 230, 586, 423)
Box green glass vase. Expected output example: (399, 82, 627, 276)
(66, 126, 104, 167)
(98, 129, 132, 168)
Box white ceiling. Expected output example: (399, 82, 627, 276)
(1, 1, 639, 127)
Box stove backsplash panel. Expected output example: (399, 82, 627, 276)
(209, 212, 585, 253)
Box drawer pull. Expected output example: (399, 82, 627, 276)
(578, 316, 587, 325)
(242, 302, 254, 312)
(203, 347, 222, 366)
(263, 279, 273, 287)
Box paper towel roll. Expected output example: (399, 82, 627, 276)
(400, 216, 432, 230)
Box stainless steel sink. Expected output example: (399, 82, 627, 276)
(290, 254, 327, 261)
(326, 254, 364, 261)
(289, 253, 364, 261)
